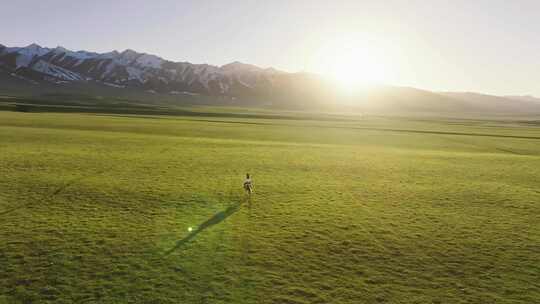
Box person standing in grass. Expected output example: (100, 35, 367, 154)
(243, 173, 253, 195)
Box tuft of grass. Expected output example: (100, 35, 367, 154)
(0, 111, 539, 303)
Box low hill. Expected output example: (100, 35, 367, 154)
(440, 92, 540, 116)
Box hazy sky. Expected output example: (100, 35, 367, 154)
(1, 0, 539, 95)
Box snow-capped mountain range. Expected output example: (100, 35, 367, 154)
(1, 43, 539, 115)
(0, 43, 284, 96)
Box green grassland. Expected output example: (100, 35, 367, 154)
(0, 110, 539, 303)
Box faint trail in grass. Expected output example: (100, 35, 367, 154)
(176, 118, 540, 140)
(5, 117, 540, 141)
(93, 112, 353, 123)
(491, 147, 524, 155)
(443, 136, 527, 156)
(159, 146, 173, 154)
(0, 170, 106, 216)
(51, 173, 100, 195)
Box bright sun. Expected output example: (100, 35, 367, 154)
(312, 34, 390, 93)
(330, 48, 386, 91)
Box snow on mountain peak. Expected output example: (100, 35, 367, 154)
(135, 53, 163, 69)
(8, 43, 50, 68)
(20, 43, 49, 55)
(120, 49, 139, 57)
(98, 50, 119, 59)
(25, 43, 42, 49)
(221, 61, 259, 71)
(220, 61, 281, 75)
(0, 42, 283, 95)
(54, 46, 69, 53)
(32, 59, 83, 81)
(115, 49, 142, 66)
(116, 49, 163, 69)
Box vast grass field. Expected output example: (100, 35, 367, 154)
(0, 110, 539, 303)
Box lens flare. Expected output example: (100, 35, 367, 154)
(309, 32, 396, 94)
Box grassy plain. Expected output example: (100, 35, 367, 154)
(0, 110, 539, 303)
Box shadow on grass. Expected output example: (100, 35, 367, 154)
(165, 197, 250, 255)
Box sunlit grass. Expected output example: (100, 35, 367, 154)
(0, 111, 539, 303)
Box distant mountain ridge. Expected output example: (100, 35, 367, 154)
(440, 92, 540, 115)
(1, 43, 540, 116)
(0, 43, 284, 97)
(504, 95, 540, 103)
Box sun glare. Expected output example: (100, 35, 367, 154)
(312, 34, 391, 94)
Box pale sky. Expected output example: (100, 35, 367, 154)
(1, 0, 539, 96)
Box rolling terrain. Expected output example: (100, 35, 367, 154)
(0, 110, 539, 303)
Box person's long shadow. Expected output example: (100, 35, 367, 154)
(165, 197, 249, 255)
